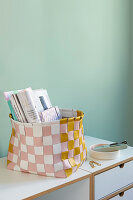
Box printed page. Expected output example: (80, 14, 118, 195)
(17, 88, 41, 123)
(33, 89, 52, 112)
(15, 94, 27, 123)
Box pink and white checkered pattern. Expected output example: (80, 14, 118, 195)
(7, 120, 66, 178)
(7, 109, 87, 178)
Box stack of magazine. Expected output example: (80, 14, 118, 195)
(4, 87, 61, 123)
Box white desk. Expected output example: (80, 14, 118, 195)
(81, 136, 133, 200)
(82, 136, 133, 174)
(0, 157, 90, 200)
(1, 136, 133, 200)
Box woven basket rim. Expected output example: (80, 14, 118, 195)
(9, 108, 84, 126)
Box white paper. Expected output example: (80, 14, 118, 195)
(33, 89, 52, 113)
(17, 88, 41, 123)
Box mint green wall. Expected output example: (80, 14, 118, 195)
(0, 0, 130, 157)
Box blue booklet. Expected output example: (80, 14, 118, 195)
(4, 90, 19, 121)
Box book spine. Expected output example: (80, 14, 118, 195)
(10, 95, 21, 121)
(13, 94, 24, 122)
(4, 90, 22, 121)
(7, 100, 17, 121)
(15, 94, 27, 123)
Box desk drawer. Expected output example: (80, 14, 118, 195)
(95, 160, 133, 200)
(111, 188, 133, 200)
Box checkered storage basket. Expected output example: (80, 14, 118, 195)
(7, 109, 87, 178)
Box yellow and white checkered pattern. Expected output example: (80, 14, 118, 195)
(60, 110, 87, 177)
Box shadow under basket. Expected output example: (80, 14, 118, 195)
(7, 109, 87, 178)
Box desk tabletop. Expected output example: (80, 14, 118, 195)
(1, 135, 133, 200)
(0, 157, 90, 200)
(81, 136, 133, 175)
